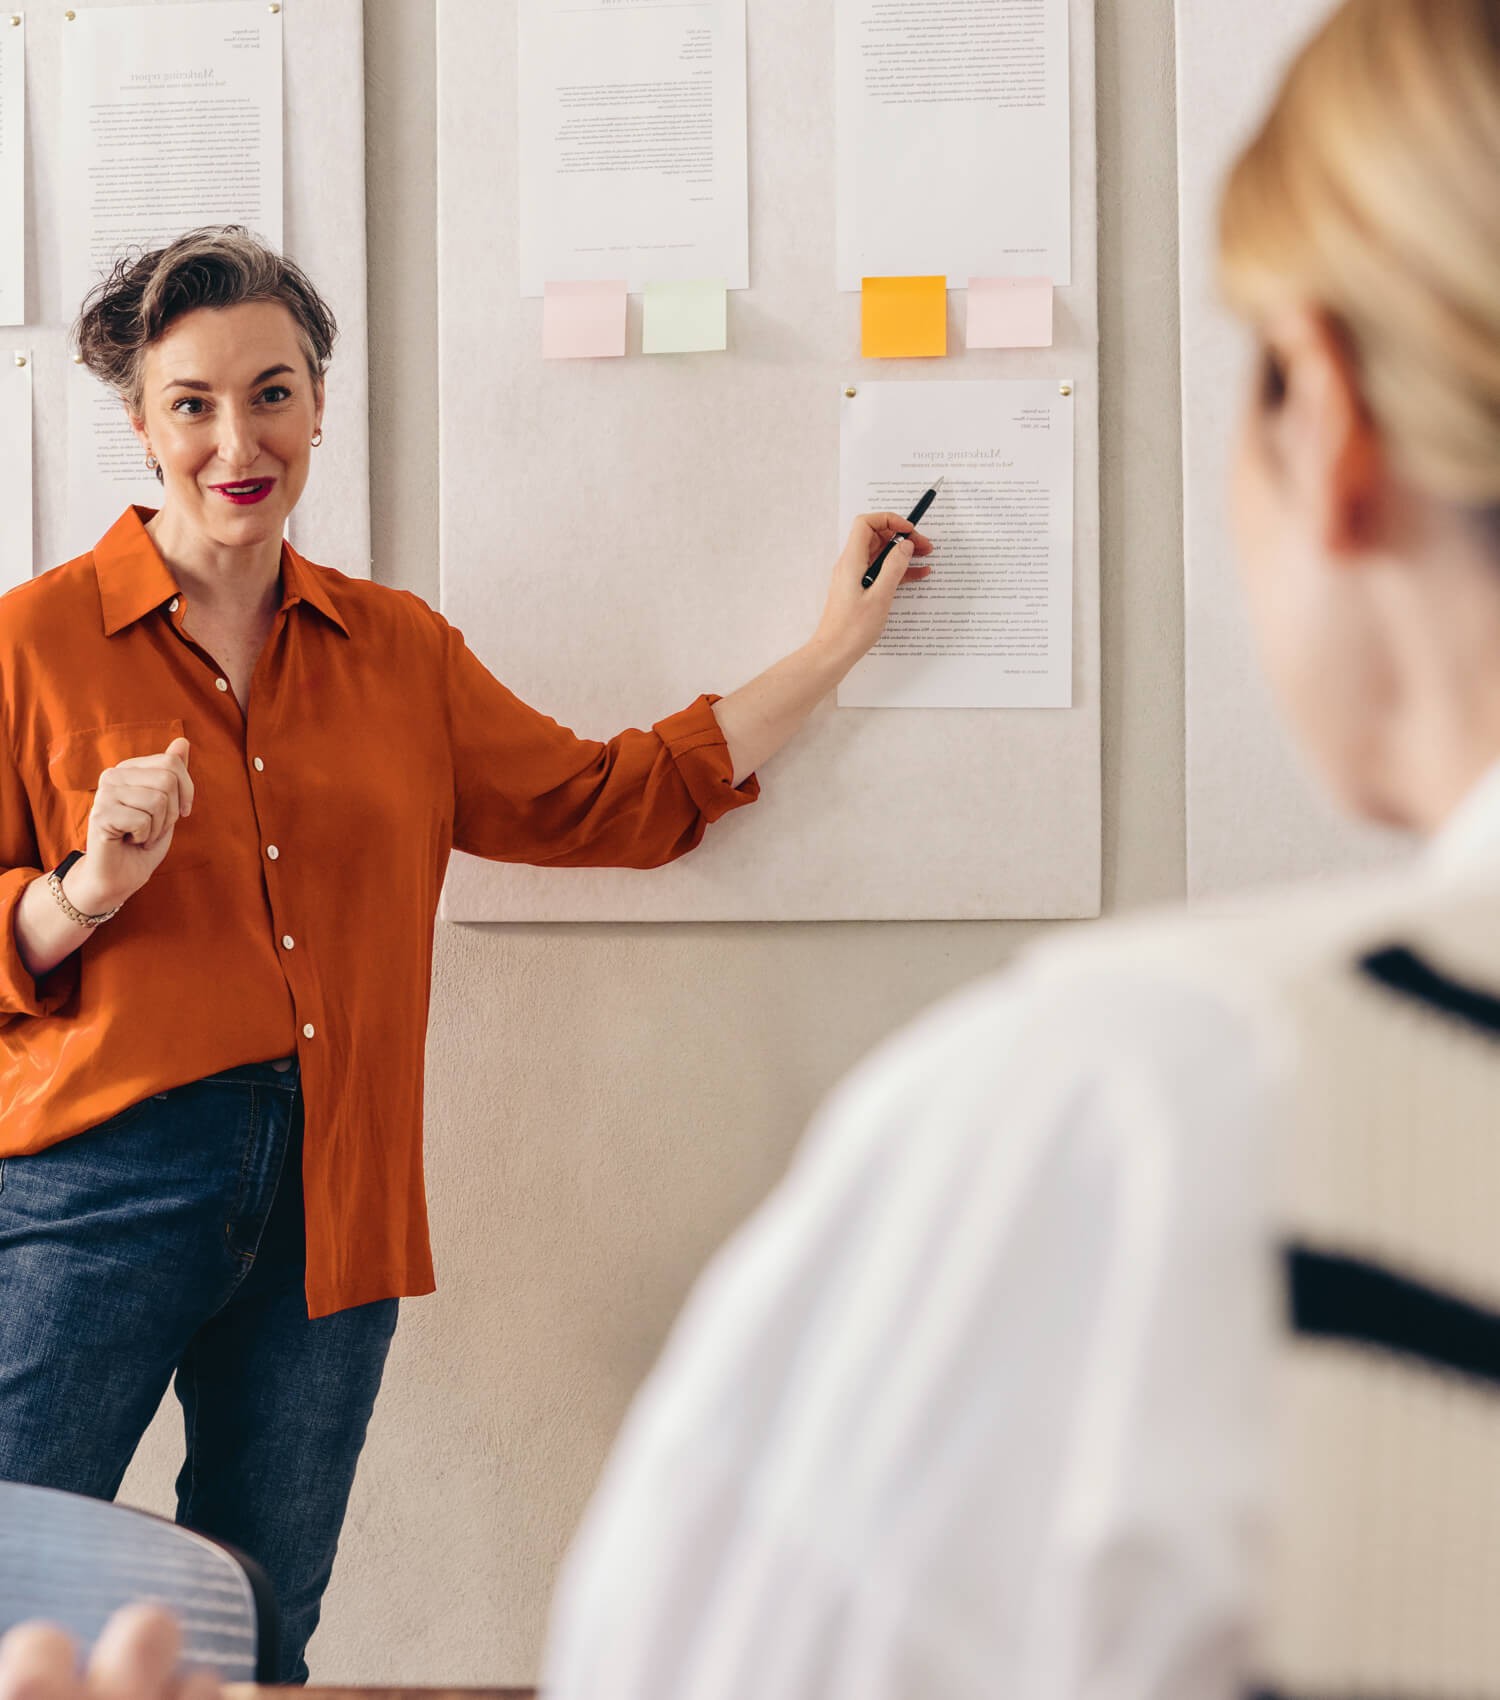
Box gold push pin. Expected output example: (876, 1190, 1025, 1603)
(7, 17, 20, 27)
(269, 3, 280, 11)
(63, 8, 74, 18)
(1059, 381, 1072, 396)
(72, 352, 84, 364)
(13, 354, 25, 368)
(844, 387, 857, 398)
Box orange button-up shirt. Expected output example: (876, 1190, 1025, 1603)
(0, 508, 758, 1316)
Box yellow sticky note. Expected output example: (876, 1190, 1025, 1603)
(861, 276, 948, 358)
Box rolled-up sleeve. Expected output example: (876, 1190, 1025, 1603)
(0, 733, 76, 1023)
(651, 695, 761, 825)
(442, 615, 758, 869)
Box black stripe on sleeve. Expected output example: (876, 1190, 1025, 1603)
(1251, 1688, 1500, 1700)
(1287, 1243, 1500, 1388)
(1247, 1690, 1500, 1700)
(1359, 944, 1500, 1038)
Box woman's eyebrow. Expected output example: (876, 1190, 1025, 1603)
(160, 364, 296, 394)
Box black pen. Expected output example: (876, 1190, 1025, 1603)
(862, 475, 943, 588)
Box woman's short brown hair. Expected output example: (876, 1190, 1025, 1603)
(73, 225, 337, 418)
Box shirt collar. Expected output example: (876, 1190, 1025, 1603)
(93, 507, 180, 636)
(278, 538, 350, 636)
(93, 505, 349, 639)
(1426, 754, 1500, 884)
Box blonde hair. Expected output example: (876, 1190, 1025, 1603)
(1219, 0, 1500, 513)
(73, 226, 337, 419)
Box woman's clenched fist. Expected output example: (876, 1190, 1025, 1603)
(69, 736, 195, 914)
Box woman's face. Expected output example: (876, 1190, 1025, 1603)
(129, 300, 324, 554)
(1229, 314, 1400, 823)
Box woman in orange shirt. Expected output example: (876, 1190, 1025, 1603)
(0, 227, 933, 1682)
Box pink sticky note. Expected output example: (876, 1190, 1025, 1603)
(542, 280, 627, 359)
(966, 277, 1054, 349)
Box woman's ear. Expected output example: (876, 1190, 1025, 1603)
(1275, 305, 1387, 562)
(125, 403, 152, 459)
(313, 378, 326, 436)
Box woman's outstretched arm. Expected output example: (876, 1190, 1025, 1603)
(710, 511, 933, 786)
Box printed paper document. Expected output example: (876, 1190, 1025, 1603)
(0, 17, 23, 328)
(0, 354, 31, 594)
(66, 363, 166, 562)
(60, 1, 283, 315)
(836, 0, 1070, 290)
(61, 2, 283, 546)
(518, 0, 749, 297)
(839, 379, 1074, 709)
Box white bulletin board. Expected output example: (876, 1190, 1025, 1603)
(437, 0, 1100, 922)
(1175, 0, 1408, 899)
(21, 0, 370, 583)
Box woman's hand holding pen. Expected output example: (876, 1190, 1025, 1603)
(811, 511, 934, 668)
(709, 512, 934, 785)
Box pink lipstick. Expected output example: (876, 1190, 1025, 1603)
(210, 479, 276, 506)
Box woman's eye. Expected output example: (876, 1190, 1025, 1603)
(171, 397, 206, 415)
(259, 386, 292, 404)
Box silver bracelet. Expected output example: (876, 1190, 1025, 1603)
(45, 866, 121, 928)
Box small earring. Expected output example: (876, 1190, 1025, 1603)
(145, 453, 159, 471)
(311, 430, 323, 448)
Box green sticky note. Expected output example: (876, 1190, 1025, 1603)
(642, 280, 728, 354)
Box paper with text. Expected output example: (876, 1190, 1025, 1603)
(0, 354, 31, 594)
(60, 1, 283, 316)
(518, 0, 748, 297)
(839, 379, 1073, 708)
(66, 363, 161, 560)
(836, 0, 1070, 291)
(0, 17, 23, 328)
(60, 2, 282, 552)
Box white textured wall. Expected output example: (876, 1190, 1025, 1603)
(120, 0, 1186, 1681)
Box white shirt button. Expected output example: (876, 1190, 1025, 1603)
(215, 677, 229, 692)
(266, 845, 280, 860)
(302, 1023, 315, 1039)
(253, 757, 265, 772)
(282, 935, 295, 950)
(168, 597, 179, 613)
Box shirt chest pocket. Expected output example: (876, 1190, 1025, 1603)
(45, 718, 208, 873)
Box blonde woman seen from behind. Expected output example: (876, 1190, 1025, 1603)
(9, 2, 1500, 1697)
(543, 5, 1500, 1695)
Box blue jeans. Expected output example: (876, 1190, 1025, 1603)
(0, 1060, 398, 1683)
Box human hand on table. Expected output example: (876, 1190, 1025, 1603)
(0, 1606, 220, 1700)
(810, 512, 934, 665)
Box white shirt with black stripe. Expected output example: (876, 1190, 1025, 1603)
(541, 764, 1500, 1700)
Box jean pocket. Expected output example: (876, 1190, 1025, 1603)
(62, 1097, 161, 1147)
(95, 1097, 159, 1135)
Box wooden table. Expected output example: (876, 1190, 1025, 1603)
(228, 1688, 537, 1699)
